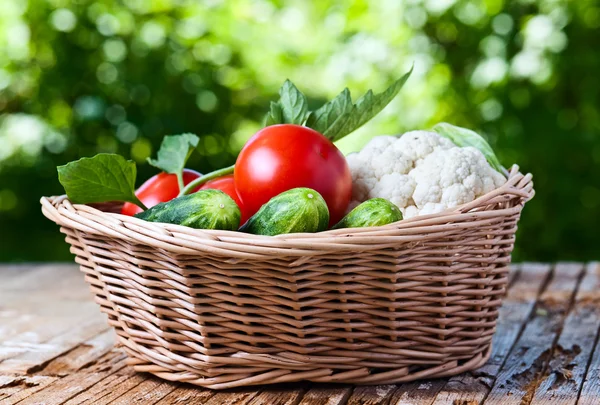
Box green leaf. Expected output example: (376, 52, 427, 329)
(315, 66, 413, 141)
(57, 153, 144, 207)
(278, 79, 309, 125)
(432, 122, 504, 172)
(147, 133, 199, 174)
(305, 88, 353, 134)
(264, 101, 284, 126)
(322, 108, 355, 140)
(352, 66, 413, 130)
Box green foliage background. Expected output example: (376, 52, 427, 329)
(0, 0, 598, 262)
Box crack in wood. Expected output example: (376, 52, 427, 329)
(547, 344, 581, 389)
(467, 369, 496, 389)
(0, 376, 41, 389)
(26, 343, 94, 376)
(452, 400, 478, 405)
(510, 348, 552, 404)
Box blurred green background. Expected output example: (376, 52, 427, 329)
(0, 0, 598, 262)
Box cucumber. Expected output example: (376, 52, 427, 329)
(240, 188, 329, 236)
(332, 198, 402, 229)
(135, 189, 240, 230)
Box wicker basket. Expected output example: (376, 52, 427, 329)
(41, 165, 533, 389)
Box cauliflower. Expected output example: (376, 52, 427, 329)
(347, 131, 506, 219)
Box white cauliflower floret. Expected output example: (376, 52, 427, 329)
(347, 131, 454, 211)
(418, 202, 447, 216)
(408, 147, 506, 209)
(402, 205, 420, 219)
(370, 173, 415, 208)
(393, 130, 454, 163)
(361, 135, 397, 155)
(346, 130, 506, 218)
(371, 147, 413, 176)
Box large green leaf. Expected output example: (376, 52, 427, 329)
(57, 154, 144, 207)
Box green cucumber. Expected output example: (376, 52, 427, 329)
(240, 188, 329, 236)
(135, 189, 240, 230)
(332, 198, 402, 229)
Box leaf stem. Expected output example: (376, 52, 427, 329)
(134, 197, 149, 211)
(179, 164, 235, 196)
(176, 172, 185, 196)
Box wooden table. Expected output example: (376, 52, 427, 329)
(1, 263, 599, 405)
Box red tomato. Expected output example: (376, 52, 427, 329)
(234, 124, 352, 225)
(199, 174, 249, 225)
(121, 169, 202, 216)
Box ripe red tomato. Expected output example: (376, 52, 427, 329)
(121, 168, 202, 216)
(199, 174, 249, 225)
(234, 124, 352, 225)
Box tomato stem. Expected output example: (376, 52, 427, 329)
(179, 164, 235, 196)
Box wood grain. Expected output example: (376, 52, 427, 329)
(154, 385, 216, 404)
(5, 351, 128, 405)
(246, 385, 307, 405)
(297, 385, 352, 405)
(484, 263, 585, 405)
(388, 380, 448, 405)
(0, 375, 58, 403)
(41, 330, 116, 376)
(347, 385, 398, 405)
(530, 262, 600, 404)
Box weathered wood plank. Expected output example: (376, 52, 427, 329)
(529, 262, 600, 404)
(108, 378, 179, 405)
(0, 264, 65, 291)
(0, 318, 109, 374)
(0, 263, 108, 377)
(199, 389, 261, 405)
(484, 263, 585, 405)
(569, 263, 600, 405)
(37, 329, 115, 376)
(0, 307, 100, 364)
(389, 381, 445, 405)
(296, 385, 352, 405)
(61, 369, 143, 405)
(246, 385, 307, 405)
(578, 353, 600, 405)
(7, 350, 127, 405)
(0, 264, 82, 296)
(0, 375, 58, 403)
(347, 385, 399, 405)
(154, 384, 216, 404)
(0, 265, 90, 345)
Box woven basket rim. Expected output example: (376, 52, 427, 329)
(41, 164, 533, 255)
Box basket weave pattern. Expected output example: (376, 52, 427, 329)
(41, 165, 533, 389)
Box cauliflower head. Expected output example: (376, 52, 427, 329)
(347, 131, 506, 218)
